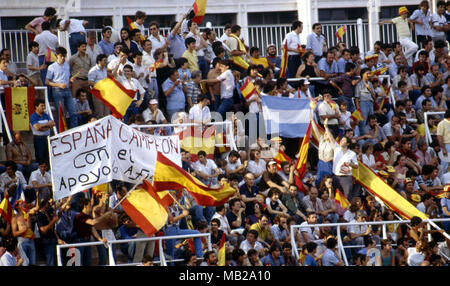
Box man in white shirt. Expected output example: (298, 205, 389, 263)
(29, 161, 52, 202)
(306, 23, 326, 62)
(56, 18, 88, 56)
(299, 212, 321, 244)
(333, 136, 359, 199)
(149, 22, 169, 55)
(142, 99, 167, 124)
(26, 41, 45, 98)
(239, 229, 265, 255)
(211, 205, 231, 235)
(141, 39, 159, 99)
(108, 50, 132, 81)
(117, 64, 145, 124)
(283, 20, 303, 78)
(348, 210, 372, 248)
(192, 150, 221, 186)
(86, 31, 103, 65)
(431, 1, 448, 46)
(188, 94, 211, 126)
(34, 21, 58, 85)
(318, 91, 341, 138)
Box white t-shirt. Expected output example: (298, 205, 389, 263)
(28, 169, 51, 187)
(193, 159, 218, 176)
(431, 13, 447, 38)
(188, 104, 211, 123)
(119, 77, 145, 100)
(0, 251, 16, 266)
(142, 108, 166, 124)
(27, 52, 40, 76)
(318, 101, 340, 125)
(34, 30, 59, 56)
(333, 146, 358, 176)
(217, 69, 235, 99)
(407, 247, 425, 266)
(247, 159, 266, 178)
(362, 153, 375, 168)
(284, 31, 301, 56)
(299, 221, 320, 244)
(60, 19, 86, 34)
(348, 219, 368, 235)
(132, 63, 149, 89)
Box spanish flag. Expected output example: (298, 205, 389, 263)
(58, 102, 67, 133)
(370, 67, 389, 77)
(215, 131, 230, 154)
(4, 87, 35, 131)
(190, 0, 208, 24)
(352, 161, 427, 220)
(273, 149, 292, 171)
(149, 59, 163, 72)
(45, 47, 56, 62)
(240, 77, 257, 100)
(121, 180, 169, 237)
(179, 126, 215, 162)
(311, 119, 325, 147)
(126, 16, 146, 42)
(335, 26, 346, 41)
(153, 152, 236, 206)
(279, 40, 288, 79)
(350, 108, 365, 123)
(90, 76, 136, 118)
(217, 233, 226, 266)
(0, 194, 12, 224)
(296, 121, 312, 178)
(335, 189, 350, 209)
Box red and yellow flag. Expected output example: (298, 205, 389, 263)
(4, 87, 35, 131)
(311, 119, 325, 147)
(273, 149, 292, 171)
(153, 152, 236, 206)
(240, 77, 257, 100)
(296, 121, 312, 178)
(215, 131, 230, 154)
(217, 233, 226, 266)
(352, 161, 427, 220)
(58, 102, 67, 133)
(179, 126, 215, 162)
(191, 0, 208, 24)
(370, 67, 389, 77)
(0, 194, 12, 224)
(149, 59, 163, 72)
(335, 26, 346, 41)
(335, 189, 350, 209)
(126, 16, 146, 42)
(45, 47, 56, 62)
(350, 108, 365, 123)
(121, 180, 169, 237)
(90, 76, 136, 118)
(279, 40, 288, 78)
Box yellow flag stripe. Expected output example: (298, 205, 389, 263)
(11, 87, 30, 130)
(126, 188, 168, 230)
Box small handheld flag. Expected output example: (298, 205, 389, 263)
(336, 26, 346, 41)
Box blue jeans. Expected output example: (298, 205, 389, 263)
(119, 240, 136, 263)
(42, 238, 57, 266)
(165, 225, 203, 266)
(358, 100, 373, 131)
(316, 160, 333, 187)
(442, 144, 450, 173)
(69, 32, 86, 56)
(18, 237, 36, 266)
(17, 162, 39, 180)
(76, 237, 92, 266)
(96, 244, 108, 265)
(217, 97, 234, 119)
(198, 56, 209, 79)
(52, 87, 78, 129)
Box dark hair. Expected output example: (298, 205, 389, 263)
(78, 197, 90, 210)
(29, 41, 39, 50)
(231, 25, 241, 34)
(247, 229, 259, 239)
(267, 187, 281, 199)
(41, 21, 51, 31)
(292, 20, 303, 30)
(102, 27, 112, 34)
(135, 10, 146, 19)
(1, 236, 18, 252)
(44, 7, 57, 17)
(263, 81, 277, 94)
(197, 150, 207, 157)
(185, 37, 196, 48)
(75, 87, 89, 98)
(5, 160, 17, 172)
(130, 28, 141, 38)
(34, 98, 45, 108)
(360, 67, 371, 77)
(231, 248, 245, 261)
(247, 248, 258, 257)
(305, 242, 317, 253)
(434, 40, 446, 49)
(123, 64, 133, 71)
(55, 46, 67, 56)
(326, 237, 338, 249)
(149, 21, 159, 29)
(411, 216, 422, 226)
(96, 54, 107, 64)
(312, 23, 321, 30)
(345, 62, 356, 73)
(398, 80, 407, 88)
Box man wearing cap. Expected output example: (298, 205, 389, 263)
(437, 109, 450, 172)
(283, 20, 303, 78)
(142, 99, 167, 124)
(258, 160, 289, 196)
(297, 79, 312, 99)
(379, 7, 418, 67)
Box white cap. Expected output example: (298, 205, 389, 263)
(149, 99, 158, 105)
(304, 79, 311, 85)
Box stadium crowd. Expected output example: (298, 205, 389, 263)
(0, 1, 450, 266)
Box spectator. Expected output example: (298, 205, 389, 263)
(25, 7, 57, 35)
(0, 236, 23, 266)
(56, 17, 88, 56)
(321, 236, 344, 266)
(88, 54, 109, 118)
(306, 23, 326, 62)
(431, 1, 448, 46)
(29, 99, 55, 166)
(250, 47, 269, 69)
(261, 243, 285, 266)
(247, 248, 263, 266)
(149, 22, 169, 56)
(28, 161, 52, 203)
(5, 131, 38, 181)
(410, 1, 433, 48)
(99, 27, 115, 56)
(168, 15, 188, 60)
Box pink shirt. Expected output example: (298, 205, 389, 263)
(30, 17, 46, 34)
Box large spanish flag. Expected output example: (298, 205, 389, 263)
(352, 162, 427, 220)
(0, 194, 12, 224)
(296, 121, 312, 178)
(121, 180, 168, 237)
(179, 126, 215, 162)
(4, 87, 35, 131)
(240, 77, 257, 101)
(153, 152, 236, 206)
(191, 0, 208, 24)
(279, 40, 288, 78)
(90, 76, 136, 118)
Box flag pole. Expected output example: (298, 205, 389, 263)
(166, 191, 186, 211)
(112, 175, 149, 210)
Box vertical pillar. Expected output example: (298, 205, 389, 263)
(357, 18, 366, 57)
(237, 3, 249, 46)
(297, 0, 318, 44)
(0, 17, 3, 51)
(367, 0, 380, 49)
(113, 8, 124, 32)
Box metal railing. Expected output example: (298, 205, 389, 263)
(56, 232, 212, 266)
(1, 19, 418, 71)
(290, 218, 450, 266)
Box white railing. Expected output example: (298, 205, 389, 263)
(57, 232, 212, 266)
(290, 218, 450, 266)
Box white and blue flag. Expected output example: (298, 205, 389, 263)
(261, 96, 311, 138)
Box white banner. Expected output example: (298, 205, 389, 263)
(49, 115, 181, 201)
